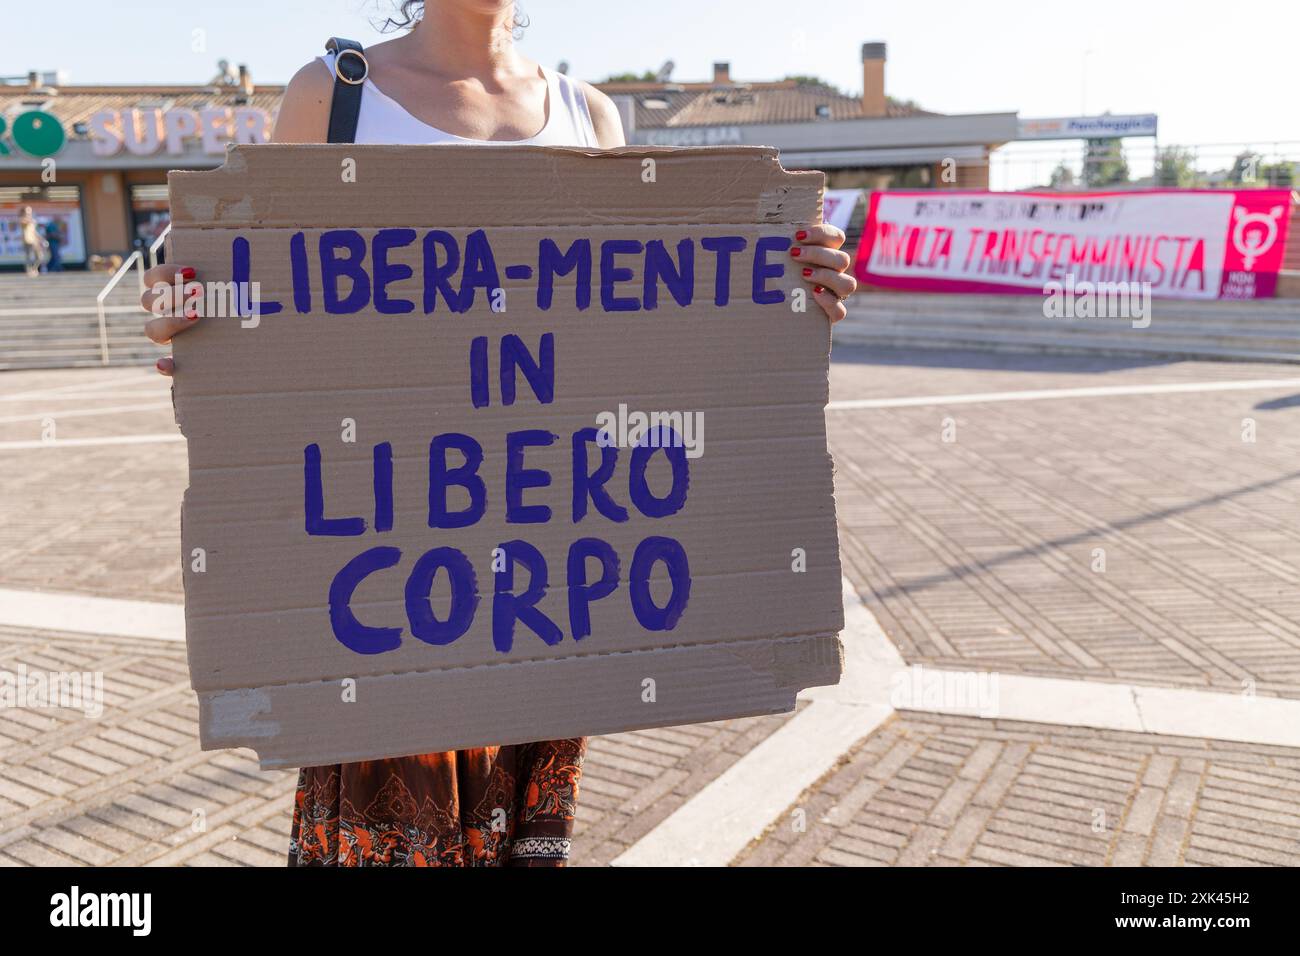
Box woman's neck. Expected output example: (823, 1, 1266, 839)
(402, 4, 522, 78)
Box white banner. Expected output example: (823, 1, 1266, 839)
(1017, 114, 1158, 140)
(822, 189, 863, 234)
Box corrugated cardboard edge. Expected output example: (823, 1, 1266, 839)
(167, 144, 825, 228)
(203, 633, 843, 769)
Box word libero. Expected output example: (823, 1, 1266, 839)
(213, 228, 796, 317)
(245, 228, 798, 658)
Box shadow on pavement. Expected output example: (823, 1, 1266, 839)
(1255, 393, 1300, 411)
(856, 468, 1300, 604)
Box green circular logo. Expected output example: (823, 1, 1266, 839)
(13, 110, 66, 157)
(4, 110, 66, 158)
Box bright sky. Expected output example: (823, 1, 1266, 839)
(10, 0, 1299, 150)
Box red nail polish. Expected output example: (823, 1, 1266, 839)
(814, 285, 825, 294)
(795, 230, 808, 241)
(186, 306, 198, 320)
(790, 247, 801, 257)
(802, 268, 813, 277)
(156, 359, 167, 371)
(180, 267, 196, 280)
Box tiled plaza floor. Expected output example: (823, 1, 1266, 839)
(2, 348, 1299, 865)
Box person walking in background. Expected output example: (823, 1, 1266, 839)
(19, 207, 43, 278)
(43, 218, 63, 273)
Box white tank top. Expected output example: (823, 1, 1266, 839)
(317, 53, 600, 147)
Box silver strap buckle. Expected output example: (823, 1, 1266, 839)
(334, 48, 369, 86)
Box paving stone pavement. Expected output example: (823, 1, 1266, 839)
(734, 712, 1300, 867)
(0, 368, 183, 601)
(569, 707, 804, 867)
(2, 351, 1299, 866)
(0, 624, 798, 865)
(830, 346, 1300, 698)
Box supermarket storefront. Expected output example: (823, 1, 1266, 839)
(0, 79, 279, 269)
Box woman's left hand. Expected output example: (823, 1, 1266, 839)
(791, 224, 858, 323)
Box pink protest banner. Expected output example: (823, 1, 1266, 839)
(853, 188, 1294, 300)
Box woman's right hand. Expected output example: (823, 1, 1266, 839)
(141, 264, 198, 376)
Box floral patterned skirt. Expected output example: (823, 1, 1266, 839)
(288, 738, 586, 866)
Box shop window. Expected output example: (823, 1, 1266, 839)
(130, 183, 171, 259)
(0, 184, 86, 269)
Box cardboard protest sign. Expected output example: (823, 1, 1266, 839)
(168, 144, 843, 769)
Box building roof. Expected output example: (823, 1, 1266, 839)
(0, 84, 285, 137)
(3, 75, 932, 141)
(595, 78, 933, 129)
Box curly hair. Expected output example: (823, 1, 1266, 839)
(382, 1, 530, 36)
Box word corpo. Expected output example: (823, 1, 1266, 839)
(310, 426, 692, 655)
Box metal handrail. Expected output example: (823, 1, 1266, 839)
(148, 224, 171, 269)
(95, 251, 147, 365)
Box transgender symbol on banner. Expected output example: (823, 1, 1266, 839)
(1232, 203, 1286, 271)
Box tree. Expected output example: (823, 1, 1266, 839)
(886, 96, 925, 114)
(1049, 163, 1077, 189)
(1226, 151, 1262, 185)
(1155, 146, 1203, 187)
(1224, 151, 1295, 187)
(602, 71, 658, 83)
(1258, 161, 1297, 187)
(1083, 138, 1129, 187)
(783, 75, 852, 95)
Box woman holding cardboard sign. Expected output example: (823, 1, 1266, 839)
(141, 0, 856, 867)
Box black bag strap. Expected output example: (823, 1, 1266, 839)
(325, 37, 368, 144)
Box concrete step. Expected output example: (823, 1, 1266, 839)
(845, 293, 1300, 363)
(857, 304, 1300, 331)
(0, 278, 122, 291)
(0, 345, 156, 360)
(0, 281, 133, 295)
(0, 272, 156, 368)
(0, 333, 148, 349)
(0, 359, 156, 371)
(0, 320, 148, 338)
(0, 342, 152, 357)
(834, 323, 1300, 363)
(866, 292, 1300, 319)
(0, 274, 145, 298)
(0, 295, 139, 307)
(865, 308, 1300, 333)
(0, 353, 157, 371)
(0, 271, 151, 373)
(847, 316, 1300, 353)
(0, 294, 140, 307)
